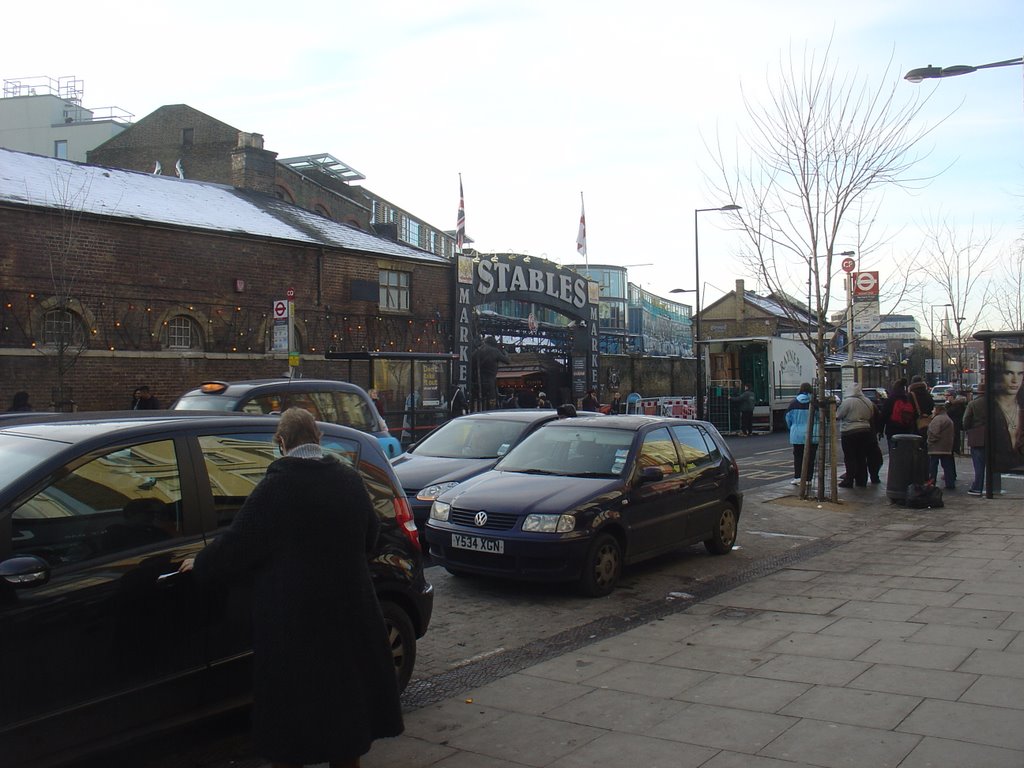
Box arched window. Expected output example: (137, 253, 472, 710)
(162, 315, 202, 351)
(42, 308, 86, 348)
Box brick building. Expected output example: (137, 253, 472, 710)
(0, 148, 452, 411)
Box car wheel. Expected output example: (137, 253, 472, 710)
(578, 532, 621, 597)
(704, 505, 738, 555)
(380, 600, 416, 692)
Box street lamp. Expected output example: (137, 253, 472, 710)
(669, 287, 697, 361)
(930, 303, 953, 385)
(905, 57, 1023, 83)
(693, 204, 741, 421)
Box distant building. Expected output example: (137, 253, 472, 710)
(0, 76, 132, 161)
(829, 311, 921, 352)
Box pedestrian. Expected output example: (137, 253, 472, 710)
(607, 392, 622, 415)
(131, 385, 161, 410)
(179, 408, 403, 767)
(836, 382, 876, 488)
(729, 383, 756, 436)
(785, 382, 818, 486)
(447, 385, 467, 419)
(501, 389, 520, 408)
(536, 391, 551, 409)
(580, 388, 600, 412)
(908, 375, 934, 438)
(6, 391, 32, 412)
(944, 390, 966, 455)
(878, 378, 916, 451)
(962, 382, 1000, 496)
(556, 403, 578, 418)
(926, 401, 957, 490)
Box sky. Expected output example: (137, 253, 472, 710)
(5, 0, 1023, 330)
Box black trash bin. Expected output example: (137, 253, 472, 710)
(886, 433, 928, 504)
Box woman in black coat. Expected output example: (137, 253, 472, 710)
(181, 408, 403, 768)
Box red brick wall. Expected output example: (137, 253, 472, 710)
(0, 206, 453, 411)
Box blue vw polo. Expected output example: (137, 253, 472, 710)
(424, 415, 742, 596)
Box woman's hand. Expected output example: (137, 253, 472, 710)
(178, 557, 195, 573)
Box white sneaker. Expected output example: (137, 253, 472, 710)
(790, 478, 801, 485)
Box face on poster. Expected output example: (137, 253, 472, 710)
(989, 347, 1024, 473)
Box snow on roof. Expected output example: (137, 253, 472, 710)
(0, 148, 447, 264)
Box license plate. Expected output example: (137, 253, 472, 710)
(451, 533, 504, 554)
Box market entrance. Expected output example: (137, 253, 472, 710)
(453, 252, 598, 410)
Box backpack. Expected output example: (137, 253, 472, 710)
(890, 397, 915, 428)
(905, 483, 943, 509)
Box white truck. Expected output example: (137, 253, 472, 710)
(704, 336, 817, 433)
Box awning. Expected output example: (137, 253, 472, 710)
(496, 367, 542, 381)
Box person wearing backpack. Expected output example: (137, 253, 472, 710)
(878, 378, 916, 451)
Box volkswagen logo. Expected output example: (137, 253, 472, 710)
(474, 511, 488, 527)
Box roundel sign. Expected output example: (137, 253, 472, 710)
(853, 271, 879, 297)
(841, 256, 856, 273)
(273, 300, 288, 319)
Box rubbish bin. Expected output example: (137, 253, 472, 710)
(886, 433, 928, 504)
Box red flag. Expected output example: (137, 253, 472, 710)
(576, 194, 587, 259)
(456, 175, 466, 253)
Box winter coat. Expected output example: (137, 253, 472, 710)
(961, 396, 988, 448)
(879, 392, 916, 440)
(785, 392, 819, 445)
(908, 380, 934, 416)
(926, 411, 955, 455)
(730, 389, 756, 413)
(193, 453, 403, 763)
(836, 383, 875, 434)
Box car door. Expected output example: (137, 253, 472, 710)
(0, 436, 208, 767)
(623, 426, 686, 557)
(671, 424, 728, 539)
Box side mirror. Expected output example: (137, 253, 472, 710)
(638, 466, 664, 483)
(0, 555, 51, 588)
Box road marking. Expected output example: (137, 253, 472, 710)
(746, 530, 819, 540)
(451, 647, 507, 669)
(753, 448, 790, 456)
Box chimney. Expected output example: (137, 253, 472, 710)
(734, 279, 746, 321)
(231, 132, 278, 194)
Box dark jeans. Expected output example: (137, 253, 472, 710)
(740, 410, 753, 435)
(929, 454, 957, 489)
(793, 443, 818, 480)
(969, 446, 1001, 493)
(841, 429, 876, 486)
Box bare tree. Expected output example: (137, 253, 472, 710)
(989, 238, 1024, 332)
(35, 168, 95, 409)
(706, 43, 947, 501)
(915, 216, 995, 388)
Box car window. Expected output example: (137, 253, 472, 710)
(418, 418, 530, 459)
(671, 424, 717, 471)
(637, 427, 680, 475)
(11, 439, 183, 566)
(197, 432, 361, 528)
(498, 425, 633, 475)
(322, 391, 378, 433)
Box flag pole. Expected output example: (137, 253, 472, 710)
(577, 191, 588, 268)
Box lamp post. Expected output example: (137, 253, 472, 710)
(692, 205, 741, 421)
(905, 57, 1023, 83)
(930, 303, 953, 385)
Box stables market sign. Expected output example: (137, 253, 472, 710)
(454, 252, 597, 400)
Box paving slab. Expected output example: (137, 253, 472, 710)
(897, 699, 1024, 751)
(758, 718, 920, 768)
(898, 736, 1024, 768)
(776, 684, 921, 729)
(847, 663, 977, 700)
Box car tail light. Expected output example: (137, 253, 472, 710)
(393, 495, 421, 551)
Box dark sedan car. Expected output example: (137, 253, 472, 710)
(172, 378, 402, 458)
(391, 409, 563, 527)
(0, 413, 431, 768)
(425, 415, 741, 597)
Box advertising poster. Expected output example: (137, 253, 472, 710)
(988, 347, 1024, 473)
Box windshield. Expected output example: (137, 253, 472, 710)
(497, 426, 634, 477)
(415, 417, 531, 459)
(173, 393, 239, 412)
(0, 434, 70, 496)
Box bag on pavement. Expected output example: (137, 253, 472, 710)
(905, 483, 943, 509)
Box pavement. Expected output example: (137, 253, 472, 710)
(337, 455, 1023, 768)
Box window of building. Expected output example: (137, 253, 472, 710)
(42, 308, 85, 348)
(402, 218, 421, 247)
(379, 270, 410, 311)
(182, 127, 194, 147)
(430, 231, 438, 253)
(54, 140, 68, 160)
(162, 315, 201, 351)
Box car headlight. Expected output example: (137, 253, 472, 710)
(430, 500, 451, 522)
(417, 481, 460, 501)
(522, 513, 575, 533)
